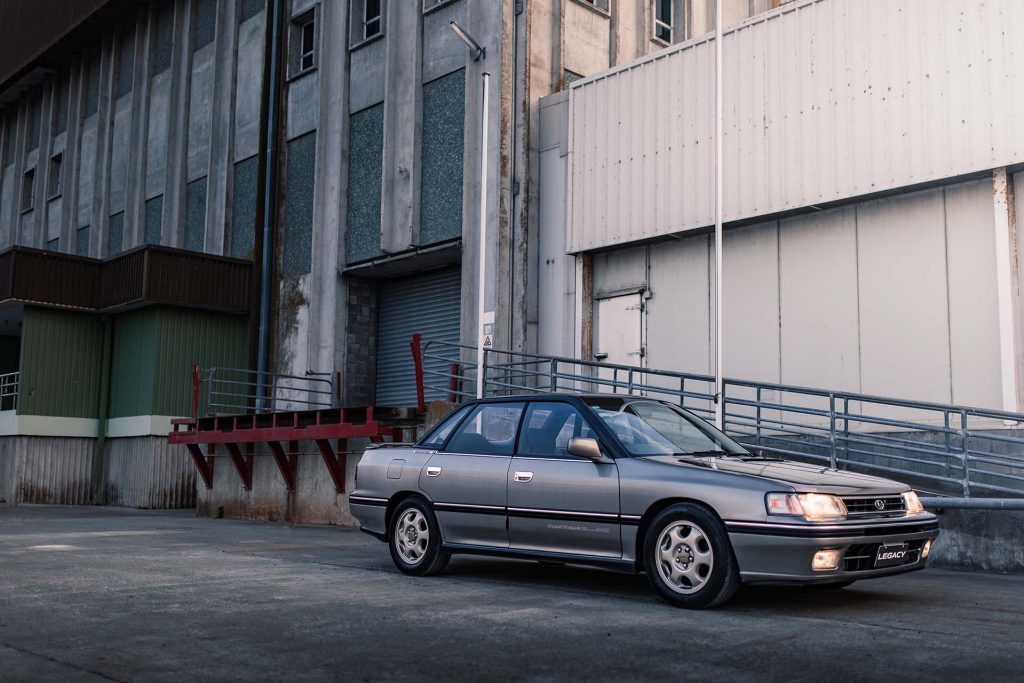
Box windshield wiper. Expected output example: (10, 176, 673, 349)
(675, 450, 729, 458)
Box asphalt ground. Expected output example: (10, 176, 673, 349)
(1, 505, 1022, 682)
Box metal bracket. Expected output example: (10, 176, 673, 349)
(268, 441, 298, 491)
(316, 439, 347, 493)
(185, 444, 214, 489)
(226, 442, 254, 490)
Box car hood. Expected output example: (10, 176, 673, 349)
(642, 455, 910, 494)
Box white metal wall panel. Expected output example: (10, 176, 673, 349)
(646, 234, 712, 376)
(855, 189, 952, 403)
(567, 0, 1024, 252)
(778, 207, 860, 393)
(943, 179, 1002, 407)
(376, 268, 462, 407)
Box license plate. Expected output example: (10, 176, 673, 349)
(875, 543, 911, 568)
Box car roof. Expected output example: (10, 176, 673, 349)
(468, 392, 663, 404)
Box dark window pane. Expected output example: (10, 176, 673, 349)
(108, 212, 124, 256)
(185, 177, 208, 251)
(302, 20, 315, 53)
(21, 169, 34, 212)
(230, 156, 258, 259)
(193, 0, 216, 51)
(46, 237, 59, 252)
(2, 112, 15, 167)
(54, 73, 70, 133)
(365, 17, 380, 37)
(145, 195, 163, 245)
(281, 132, 315, 276)
(346, 104, 383, 263)
(446, 404, 525, 456)
(76, 225, 90, 256)
(47, 153, 63, 199)
(420, 69, 465, 245)
(116, 25, 135, 97)
(239, 0, 263, 23)
(85, 50, 101, 116)
(27, 91, 42, 150)
(366, 0, 381, 21)
(153, 0, 174, 74)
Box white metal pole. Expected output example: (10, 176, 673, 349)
(476, 71, 491, 399)
(714, 0, 725, 429)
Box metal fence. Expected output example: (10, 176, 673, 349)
(416, 338, 1024, 498)
(193, 366, 338, 417)
(0, 371, 17, 412)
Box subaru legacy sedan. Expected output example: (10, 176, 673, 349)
(350, 394, 938, 608)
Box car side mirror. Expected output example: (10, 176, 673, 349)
(567, 437, 606, 463)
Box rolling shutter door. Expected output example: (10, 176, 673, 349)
(375, 267, 462, 407)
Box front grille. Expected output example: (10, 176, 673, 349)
(842, 495, 906, 517)
(842, 539, 926, 572)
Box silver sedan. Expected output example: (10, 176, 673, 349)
(350, 394, 939, 609)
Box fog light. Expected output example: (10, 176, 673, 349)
(812, 548, 842, 571)
(922, 539, 932, 559)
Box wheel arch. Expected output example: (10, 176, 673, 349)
(385, 491, 432, 540)
(633, 497, 726, 572)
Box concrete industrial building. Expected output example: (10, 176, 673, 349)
(0, 0, 1018, 520)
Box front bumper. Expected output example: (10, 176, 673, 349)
(727, 516, 940, 584)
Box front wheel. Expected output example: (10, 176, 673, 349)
(642, 504, 740, 609)
(389, 498, 449, 576)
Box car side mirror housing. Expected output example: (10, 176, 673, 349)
(567, 437, 607, 463)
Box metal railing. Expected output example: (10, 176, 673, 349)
(192, 366, 338, 417)
(0, 371, 18, 412)
(414, 338, 1024, 498)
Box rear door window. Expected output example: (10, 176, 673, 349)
(444, 403, 525, 456)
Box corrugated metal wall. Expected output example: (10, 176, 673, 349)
(376, 268, 462, 406)
(597, 177, 1002, 409)
(104, 436, 196, 508)
(19, 307, 104, 418)
(567, 0, 1024, 252)
(0, 436, 93, 504)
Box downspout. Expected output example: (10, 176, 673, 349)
(91, 315, 112, 505)
(256, 0, 285, 406)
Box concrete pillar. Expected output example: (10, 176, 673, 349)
(125, 9, 153, 248)
(163, 0, 194, 249)
(204, 0, 239, 256)
(62, 57, 85, 253)
(992, 167, 1022, 413)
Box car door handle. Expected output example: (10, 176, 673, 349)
(513, 471, 533, 482)
(426, 466, 442, 477)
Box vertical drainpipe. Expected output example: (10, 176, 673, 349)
(91, 315, 112, 505)
(256, 0, 285, 405)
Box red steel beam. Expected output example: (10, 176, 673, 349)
(168, 420, 389, 445)
(185, 444, 214, 489)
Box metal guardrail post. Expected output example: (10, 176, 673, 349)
(549, 359, 557, 393)
(755, 386, 763, 447)
(960, 409, 971, 497)
(828, 393, 837, 469)
(482, 348, 489, 398)
(943, 410, 952, 478)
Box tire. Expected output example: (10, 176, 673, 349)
(388, 497, 450, 577)
(642, 504, 740, 609)
(809, 580, 856, 590)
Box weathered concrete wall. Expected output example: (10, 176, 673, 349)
(194, 438, 370, 526)
(104, 436, 196, 509)
(931, 509, 1024, 573)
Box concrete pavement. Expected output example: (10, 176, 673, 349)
(1, 505, 1022, 682)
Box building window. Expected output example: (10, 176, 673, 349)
(46, 237, 59, 252)
(21, 169, 34, 213)
(351, 0, 384, 46)
(47, 153, 63, 199)
(654, 0, 672, 43)
(290, 9, 317, 77)
(573, 0, 610, 14)
(422, 0, 454, 12)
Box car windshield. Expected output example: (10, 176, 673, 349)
(587, 398, 748, 457)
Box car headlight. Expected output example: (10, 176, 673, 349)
(766, 493, 848, 521)
(902, 490, 925, 514)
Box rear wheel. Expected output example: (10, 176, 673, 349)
(643, 504, 739, 609)
(389, 498, 449, 576)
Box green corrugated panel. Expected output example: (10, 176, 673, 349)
(152, 307, 249, 417)
(108, 308, 159, 419)
(19, 307, 104, 418)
